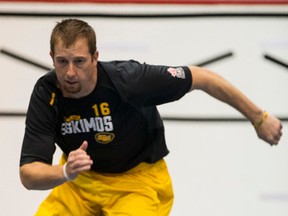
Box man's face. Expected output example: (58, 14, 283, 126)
(51, 37, 98, 98)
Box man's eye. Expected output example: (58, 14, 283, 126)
(75, 59, 84, 65)
(57, 59, 67, 65)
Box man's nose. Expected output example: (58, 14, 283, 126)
(66, 63, 76, 77)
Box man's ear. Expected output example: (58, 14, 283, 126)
(93, 50, 99, 64)
(50, 51, 55, 66)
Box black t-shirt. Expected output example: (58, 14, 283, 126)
(20, 60, 192, 173)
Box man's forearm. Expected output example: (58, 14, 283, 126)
(189, 66, 263, 124)
(20, 161, 66, 190)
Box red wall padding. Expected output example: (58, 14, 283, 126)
(0, 0, 288, 4)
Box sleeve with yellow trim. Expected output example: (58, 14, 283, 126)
(20, 71, 58, 166)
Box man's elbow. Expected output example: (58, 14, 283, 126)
(19, 165, 34, 190)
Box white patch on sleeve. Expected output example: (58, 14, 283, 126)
(167, 67, 186, 79)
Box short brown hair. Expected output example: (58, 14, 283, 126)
(50, 19, 96, 56)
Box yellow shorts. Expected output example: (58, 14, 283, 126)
(35, 155, 174, 216)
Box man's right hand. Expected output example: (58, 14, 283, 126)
(64, 141, 93, 181)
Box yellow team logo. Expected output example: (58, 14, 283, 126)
(95, 132, 115, 144)
(65, 115, 81, 122)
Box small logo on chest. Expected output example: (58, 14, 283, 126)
(95, 132, 115, 144)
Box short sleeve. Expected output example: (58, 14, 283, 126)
(103, 60, 192, 107)
(20, 75, 57, 166)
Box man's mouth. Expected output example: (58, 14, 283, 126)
(66, 80, 77, 85)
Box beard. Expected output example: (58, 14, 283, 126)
(63, 82, 81, 95)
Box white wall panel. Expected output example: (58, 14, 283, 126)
(0, 2, 287, 216)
